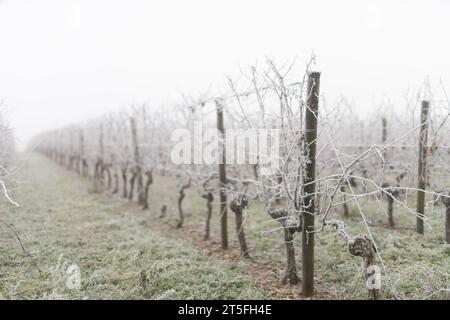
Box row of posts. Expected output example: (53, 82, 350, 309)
(214, 73, 445, 298)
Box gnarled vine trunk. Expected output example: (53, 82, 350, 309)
(230, 195, 250, 258)
(112, 171, 119, 194)
(441, 193, 450, 244)
(82, 159, 89, 178)
(121, 166, 128, 198)
(268, 208, 302, 285)
(129, 170, 137, 201)
(282, 228, 298, 285)
(142, 170, 153, 210)
(349, 235, 381, 300)
(159, 204, 167, 219)
(202, 192, 213, 240)
(103, 164, 112, 189)
(176, 179, 191, 229)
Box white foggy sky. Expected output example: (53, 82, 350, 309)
(0, 0, 449, 149)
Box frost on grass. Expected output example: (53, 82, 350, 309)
(0, 155, 267, 299)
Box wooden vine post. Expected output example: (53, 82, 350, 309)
(130, 116, 144, 206)
(381, 117, 387, 144)
(216, 98, 228, 250)
(79, 128, 86, 177)
(94, 123, 105, 187)
(416, 100, 429, 235)
(446, 196, 450, 244)
(302, 71, 320, 297)
(441, 192, 450, 244)
(382, 116, 388, 164)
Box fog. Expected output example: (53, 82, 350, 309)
(1, 0, 449, 150)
